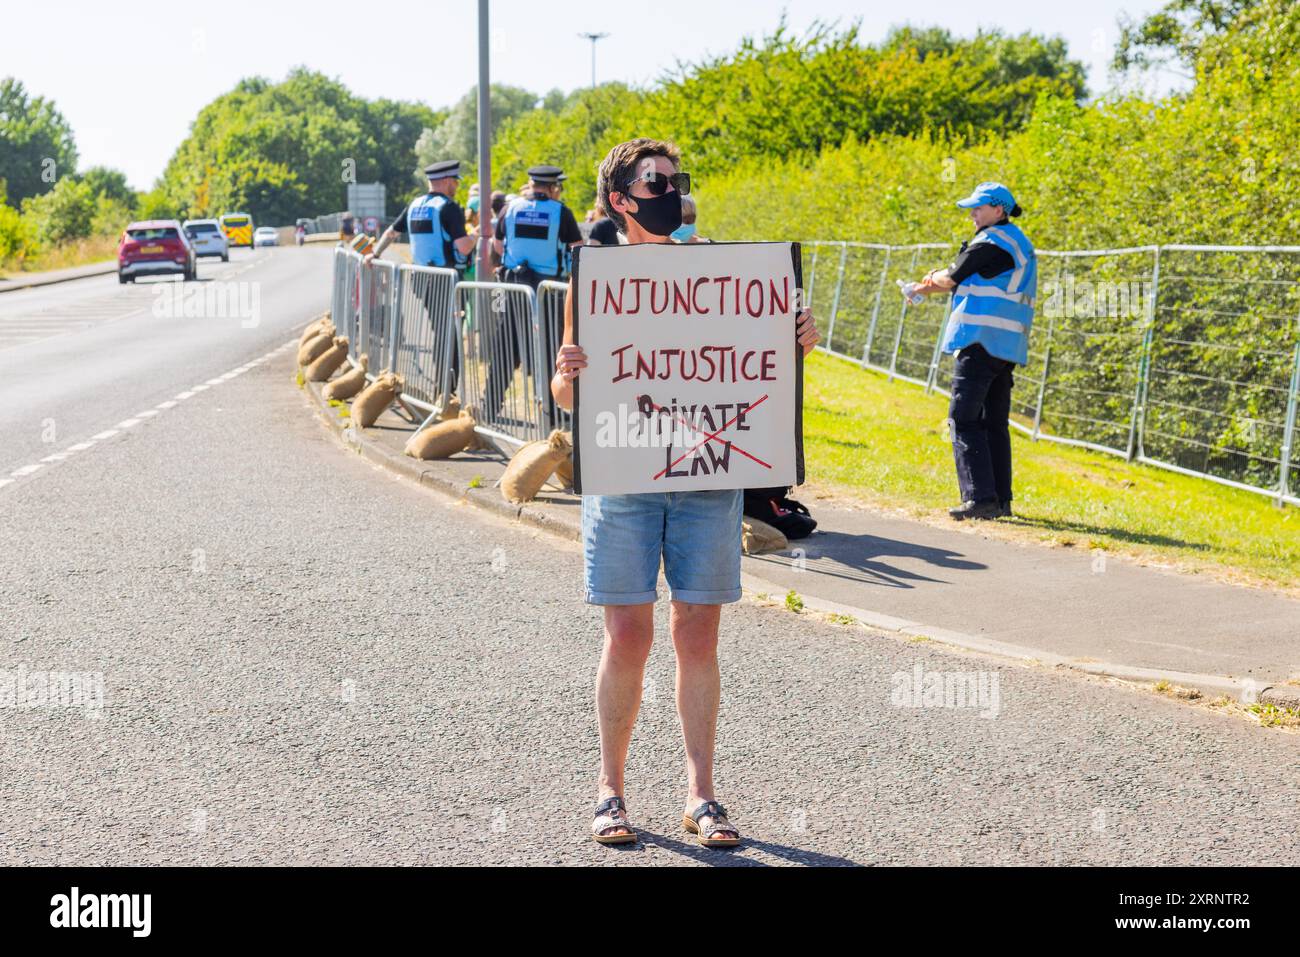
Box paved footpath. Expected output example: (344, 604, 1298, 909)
(337, 396, 1300, 696)
(3, 257, 1298, 865)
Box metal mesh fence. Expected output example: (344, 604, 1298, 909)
(809, 240, 1300, 505)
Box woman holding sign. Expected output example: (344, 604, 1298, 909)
(552, 138, 820, 848)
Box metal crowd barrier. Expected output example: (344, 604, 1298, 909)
(330, 242, 1300, 506)
(454, 281, 547, 449)
(390, 265, 459, 411)
(537, 280, 572, 434)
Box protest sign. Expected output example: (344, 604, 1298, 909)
(572, 241, 804, 495)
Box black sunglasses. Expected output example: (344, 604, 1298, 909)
(620, 170, 691, 197)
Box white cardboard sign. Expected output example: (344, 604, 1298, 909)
(572, 241, 805, 495)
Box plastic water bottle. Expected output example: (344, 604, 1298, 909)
(897, 279, 925, 305)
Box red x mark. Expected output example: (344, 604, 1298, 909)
(651, 394, 771, 480)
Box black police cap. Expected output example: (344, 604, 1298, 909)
(424, 160, 462, 179)
(528, 165, 564, 184)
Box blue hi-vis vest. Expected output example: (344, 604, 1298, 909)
(502, 197, 563, 277)
(941, 223, 1036, 366)
(407, 193, 465, 268)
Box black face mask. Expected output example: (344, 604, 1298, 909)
(625, 190, 683, 237)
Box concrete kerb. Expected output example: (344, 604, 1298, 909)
(297, 317, 1293, 711)
(0, 260, 117, 292)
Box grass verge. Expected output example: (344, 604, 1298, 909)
(803, 349, 1300, 594)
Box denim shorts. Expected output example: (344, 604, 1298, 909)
(582, 489, 743, 605)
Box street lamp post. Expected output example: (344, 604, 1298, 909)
(578, 32, 610, 88)
(477, 0, 491, 275)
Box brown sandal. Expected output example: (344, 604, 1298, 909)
(592, 795, 637, 845)
(683, 800, 741, 848)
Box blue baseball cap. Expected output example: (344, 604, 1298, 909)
(956, 182, 1017, 210)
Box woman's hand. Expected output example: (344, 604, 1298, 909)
(555, 344, 588, 381)
(796, 308, 820, 357)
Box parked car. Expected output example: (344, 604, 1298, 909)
(182, 219, 230, 262)
(253, 226, 279, 247)
(118, 221, 195, 283)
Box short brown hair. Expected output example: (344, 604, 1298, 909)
(596, 138, 681, 235)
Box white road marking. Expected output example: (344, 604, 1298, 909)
(1, 337, 298, 493)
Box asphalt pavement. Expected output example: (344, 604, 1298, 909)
(1, 249, 1297, 866)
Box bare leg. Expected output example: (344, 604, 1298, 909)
(595, 603, 655, 826)
(669, 600, 723, 812)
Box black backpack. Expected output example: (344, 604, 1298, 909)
(743, 486, 817, 540)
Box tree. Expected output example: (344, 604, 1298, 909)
(76, 167, 135, 207)
(20, 176, 95, 244)
(154, 69, 441, 222)
(1113, 0, 1263, 74)
(0, 78, 78, 205)
(413, 84, 545, 182)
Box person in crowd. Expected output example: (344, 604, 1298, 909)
(588, 204, 619, 246)
(483, 166, 585, 424)
(909, 181, 1036, 521)
(365, 160, 477, 272)
(671, 194, 704, 243)
(551, 138, 821, 849)
(364, 160, 478, 402)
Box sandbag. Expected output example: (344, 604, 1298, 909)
(438, 398, 461, 422)
(551, 430, 574, 488)
(304, 336, 350, 382)
(299, 316, 331, 346)
(404, 410, 478, 460)
(462, 404, 494, 451)
(742, 517, 789, 555)
(297, 329, 334, 367)
(352, 372, 402, 428)
(323, 354, 368, 400)
(552, 454, 574, 489)
(501, 430, 572, 503)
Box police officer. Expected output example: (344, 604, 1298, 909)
(367, 160, 477, 270)
(365, 160, 478, 400)
(484, 165, 583, 425)
(911, 182, 1036, 521)
(493, 165, 584, 288)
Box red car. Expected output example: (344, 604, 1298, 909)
(118, 220, 196, 283)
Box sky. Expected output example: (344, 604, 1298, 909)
(2, 0, 1181, 191)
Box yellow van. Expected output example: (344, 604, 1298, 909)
(219, 212, 254, 248)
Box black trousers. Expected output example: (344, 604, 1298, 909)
(948, 343, 1015, 505)
(483, 267, 553, 425)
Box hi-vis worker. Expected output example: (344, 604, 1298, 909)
(908, 181, 1036, 522)
(492, 164, 583, 289)
(483, 164, 584, 425)
(365, 160, 477, 401)
(366, 160, 477, 272)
